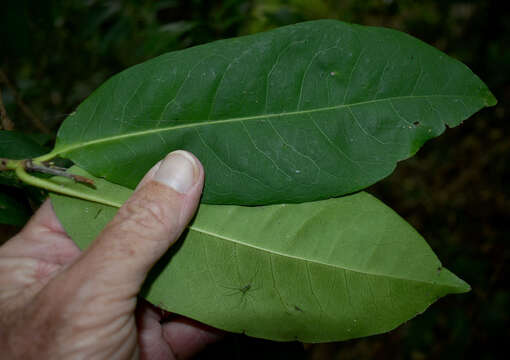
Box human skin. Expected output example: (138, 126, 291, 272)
(0, 150, 222, 359)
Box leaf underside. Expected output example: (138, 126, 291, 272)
(49, 20, 495, 205)
(50, 167, 469, 342)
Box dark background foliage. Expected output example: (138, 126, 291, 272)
(1, 0, 508, 359)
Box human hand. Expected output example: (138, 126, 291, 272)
(0, 150, 222, 359)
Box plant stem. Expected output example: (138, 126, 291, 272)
(2, 157, 119, 208)
(33, 150, 61, 163)
(25, 160, 95, 186)
(15, 165, 122, 208)
(0, 158, 22, 171)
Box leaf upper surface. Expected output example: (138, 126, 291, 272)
(49, 20, 495, 205)
(50, 167, 469, 342)
(0, 130, 49, 159)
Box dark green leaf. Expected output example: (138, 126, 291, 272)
(50, 167, 469, 342)
(0, 130, 49, 159)
(46, 20, 495, 205)
(24, 133, 53, 147)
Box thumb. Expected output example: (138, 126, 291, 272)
(71, 150, 204, 293)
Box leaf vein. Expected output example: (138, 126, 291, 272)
(48, 94, 484, 159)
(188, 224, 461, 288)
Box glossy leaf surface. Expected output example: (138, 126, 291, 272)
(50, 167, 470, 342)
(46, 20, 495, 205)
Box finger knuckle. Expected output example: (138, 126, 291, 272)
(117, 197, 176, 237)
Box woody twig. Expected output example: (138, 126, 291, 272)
(24, 160, 95, 187)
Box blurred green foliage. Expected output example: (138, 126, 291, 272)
(0, 0, 508, 359)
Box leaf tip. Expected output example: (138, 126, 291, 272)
(485, 92, 498, 107)
(439, 267, 471, 294)
(453, 277, 471, 294)
(479, 84, 498, 107)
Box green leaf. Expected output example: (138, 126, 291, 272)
(24, 133, 53, 147)
(50, 167, 470, 342)
(0, 130, 49, 159)
(43, 20, 495, 205)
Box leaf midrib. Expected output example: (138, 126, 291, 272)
(189, 222, 457, 289)
(42, 94, 481, 160)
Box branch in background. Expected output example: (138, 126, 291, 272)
(0, 87, 14, 130)
(0, 69, 51, 134)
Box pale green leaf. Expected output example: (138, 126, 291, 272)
(50, 167, 470, 342)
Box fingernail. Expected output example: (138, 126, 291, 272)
(154, 150, 199, 193)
